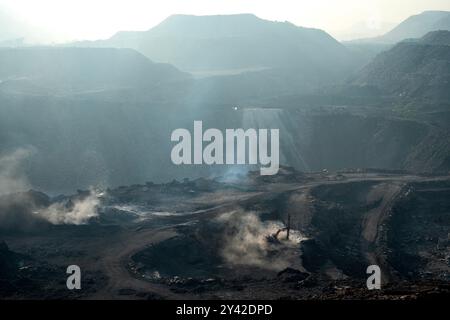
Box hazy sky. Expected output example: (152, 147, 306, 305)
(1, 0, 450, 42)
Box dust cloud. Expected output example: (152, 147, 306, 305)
(0, 147, 34, 195)
(217, 210, 305, 271)
(37, 190, 101, 225)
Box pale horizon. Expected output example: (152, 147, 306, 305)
(1, 0, 450, 43)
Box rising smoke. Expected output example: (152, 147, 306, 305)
(36, 190, 101, 225)
(0, 148, 101, 226)
(0, 147, 34, 195)
(217, 210, 305, 271)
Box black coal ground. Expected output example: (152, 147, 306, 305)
(1, 168, 449, 299)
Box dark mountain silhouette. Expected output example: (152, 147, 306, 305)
(417, 29, 450, 45)
(0, 47, 189, 94)
(377, 11, 450, 43)
(351, 31, 450, 105)
(351, 11, 450, 44)
(73, 14, 358, 98)
(0, 21, 448, 194)
(344, 11, 450, 67)
(76, 14, 352, 76)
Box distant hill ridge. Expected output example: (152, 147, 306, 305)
(350, 11, 450, 44)
(0, 47, 189, 91)
(352, 30, 450, 103)
(415, 30, 450, 45)
(112, 13, 331, 39)
(75, 14, 351, 74)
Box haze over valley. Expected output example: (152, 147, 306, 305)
(0, 1, 449, 301)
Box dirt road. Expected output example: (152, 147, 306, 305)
(88, 227, 180, 299)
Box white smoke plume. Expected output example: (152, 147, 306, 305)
(37, 190, 101, 225)
(217, 210, 305, 271)
(0, 148, 101, 226)
(0, 147, 34, 195)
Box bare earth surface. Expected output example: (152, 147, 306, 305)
(1, 168, 449, 299)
